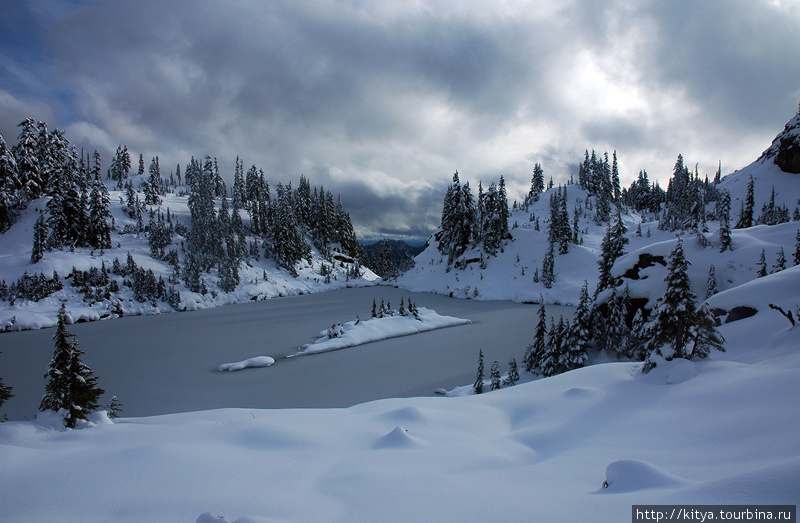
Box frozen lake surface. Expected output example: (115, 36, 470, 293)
(1, 286, 573, 420)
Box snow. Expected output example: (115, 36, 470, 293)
(1, 304, 798, 522)
(2, 115, 800, 522)
(0, 182, 379, 332)
(218, 356, 275, 372)
(290, 307, 471, 357)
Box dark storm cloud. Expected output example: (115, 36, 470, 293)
(1, 0, 799, 239)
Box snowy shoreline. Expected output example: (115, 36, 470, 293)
(289, 306, 472, 357)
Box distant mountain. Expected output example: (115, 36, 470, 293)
(362, 239, 426, 279)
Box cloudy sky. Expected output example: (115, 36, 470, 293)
(1, 0, 799, 241)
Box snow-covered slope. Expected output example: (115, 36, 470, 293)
(396, 184, 641, 305)
(1, 302, 797, 523)
(0, 181, 379, 331)
(718, 112, 800, 216)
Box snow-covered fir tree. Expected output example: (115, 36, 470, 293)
(527, 163, 545, 204)
(706, 264, 718, 299)
(473, 349, 485, 394)
(772, 246, 787, 273)
(489, 359, 502, 391)
(642, 238, 725, 372)
(504, 357, 519, 386)
(718, 190, 733, 252)
(596, 207, 628, 295)
(757, 248, 768, 277)
(30, 212, 47, 264)
(39, 304, 105, 428)
(735, 174, 756, 229)
(795, 229, 800, 266)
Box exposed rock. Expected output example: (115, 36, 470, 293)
(758, 112, 800, 174)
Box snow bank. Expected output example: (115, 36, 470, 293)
(289, 307, 471, 356)
(218, 356, 276, 372)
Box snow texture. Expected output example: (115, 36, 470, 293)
(289, 307, 471, 357)
(218, 356, 275, 372)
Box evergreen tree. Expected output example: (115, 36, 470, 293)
(87, 181, 113, 250)
(757, 249, 768, 277)
(706, 264, 718, 299)
(144, 156, 162, 205)
(473, 349, 485, 394)
(735, 175, 755, 229)
(773, 246, 787, 273)
(0, 353, 12, 411)
(642, 238, 724, 371)
(541, 241, 555, 288)
(718, 190, 732, 252)
(596, 208, 629, 295)
(569, 280, 593, 358)
(528, 163, 544, 203)
(489, 359, 502, 391)
(30, 212, 47, 264)
(504, 357, 519, 386)
(794, 229, 800, 266)
(523, 299, 547, 374)
(40, 304, 105, 428)
(12, 118, 41, 200)
(0, 133, 20, 231)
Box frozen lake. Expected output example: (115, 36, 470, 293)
(0, 287, 574, 420)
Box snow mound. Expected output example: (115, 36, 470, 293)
(600, 459, 688, 493)
(289, 307, 471, 356)
(373, 425, 418, 449)
(640, 357, 699, 385)
(379, 406, 432, 425)
(197, 513, 282, 523)
(218, 356, 275, 372)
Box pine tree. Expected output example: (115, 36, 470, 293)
(541, 241, 555, 288)
(473, 349, 485, 394)
(40, 304, 105, 428)
(718, 190, 732, 252)
(87, 181, 113, 250)
(12, 118, 41, 200)
(735, 175, 755, 229)
(504, 357, 519, 386)
(706, 264, 718, 299)
(596, 208, 629, 294)
(528, 163, 544, 203)
(30, 212, 47, 264)
(569, 280, 592, 359)
(794, 229, 800, 266)
(538, 316, 564, 377)
(773, 247, 787, 273)
(642, 238, 724, 371)
(0, 351, 13, 410)
(489, 359, 502, 391)
(757, 249, 768, 277)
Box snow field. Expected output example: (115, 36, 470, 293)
(2, 310, 797, 523)
(290, 307, 471, 356)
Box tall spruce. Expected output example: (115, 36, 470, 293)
(523, 299, 548, 374)
(642, 238, 725, 371)
(718, 190, 732, 252)
(735, 174, 755, 229)
(596, 208, 629, 295)
(473, 349, 485, 394)
(40, 304, 105, 428)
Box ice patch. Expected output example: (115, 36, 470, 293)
(600, 459, 687, 493)
(218, 356, 275, 372)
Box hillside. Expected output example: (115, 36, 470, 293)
(0, 176, 379, 332)
(397, 111, 800, 311)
